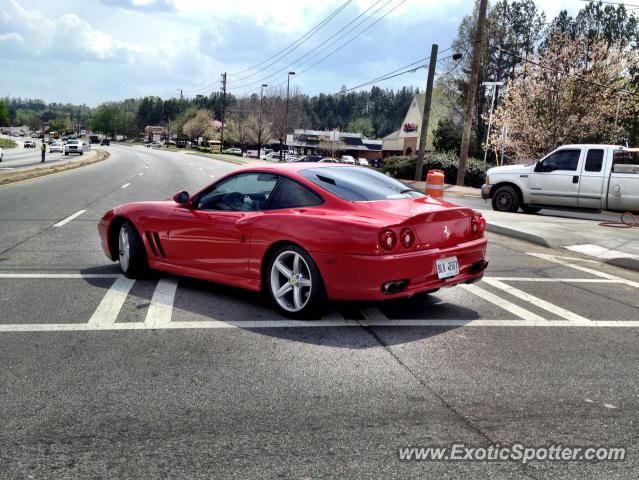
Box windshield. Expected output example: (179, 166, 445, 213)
(68, 140, 79, 144)
(300, 166, 426, 201)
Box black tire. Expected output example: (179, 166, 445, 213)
(80, 151, 84, 156)
(491, 185, 520, 212)
(266, 244, 326, 319)
(117, 221, 148, 278)
(65, 152, 69, 156)
(521, 205, 541, 214)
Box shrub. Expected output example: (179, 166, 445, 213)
(381, 151, 490, 188)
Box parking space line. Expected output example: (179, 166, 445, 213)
(144, 278, 179, 328)
(490, 277, 621, 283)
(87, 277, 136, 327)
(527, 253, 639, 288)
(482, 278, 591, 323)
(461, 284, 548, 322)
(121, 183, 130, 189)
(138, 172, 143, 177)
(53, 209, 87, 227)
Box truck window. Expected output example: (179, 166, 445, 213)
(537, 149, 580, 172)
(584, 149, 604, 172)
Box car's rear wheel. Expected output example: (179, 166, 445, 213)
(491, 185, 520, 212)
(117, 221, 147, 278)
(267, 245, 326, 319)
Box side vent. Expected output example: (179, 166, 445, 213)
(145, 231, 159, 257)
(152, 231, 166, 258)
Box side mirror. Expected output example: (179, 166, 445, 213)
(173, 191, 190, 205)
(534, 161, 542, 173)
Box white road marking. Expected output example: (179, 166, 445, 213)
(209, 175, 215, 178)
(138, 172, 143, 177)
(53, 209, 87, 227)
(198, 167, 203, 171)
(490, 277, 621, 283)
(121, 183, 130, 189)
(1, 319, 639, 332)
(0, 273, 120, 279)
(461, 284, 548, 323)
(482, 277, 591, 323)
(87, 277, 135, 327)
(565, 244, 639, 260)
(144, 278, 179, 328)
(0, 167, 15, 170)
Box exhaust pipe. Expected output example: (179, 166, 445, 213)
(381, 279, 410, 295)
(468, 259, 489, 275)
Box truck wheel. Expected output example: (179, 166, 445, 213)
(491, 186, 520, 212)
(521, 205, 541, 214)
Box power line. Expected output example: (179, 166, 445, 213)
(577, 0, 639, 7)
(273, 0, 408, 89)
(228, 0, 355, 82)
(227, 0, 390, 92)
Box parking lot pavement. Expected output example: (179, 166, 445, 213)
(2, 146, 639, 478)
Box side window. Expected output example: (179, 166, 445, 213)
(195, 173, 279, 211)
(584, 149, 604, 172)
(266, 178, 323, 210)
(539, 149, 580, 172)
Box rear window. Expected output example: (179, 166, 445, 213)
(299, 166, 426, 201)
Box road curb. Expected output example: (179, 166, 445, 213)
(486, 222, 553, 248)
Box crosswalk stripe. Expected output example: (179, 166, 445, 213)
(482, 277, 591, 323)
(87, 277, 135, 326)
(461, 284, 547, 322)
(144, 278, 179, 328)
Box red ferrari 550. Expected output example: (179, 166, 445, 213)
(98, 163, 488, 318)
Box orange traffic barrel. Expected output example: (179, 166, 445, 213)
(425, 169, 445, 198)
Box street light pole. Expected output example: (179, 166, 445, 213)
(281, 71, 295, 161)
(258, 83, 267, 159)
(482, 81, 504, 164)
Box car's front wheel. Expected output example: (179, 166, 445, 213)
(267, 245, 326, 319)
(117, 221, 147, 278)
(491, 185, 520, 212)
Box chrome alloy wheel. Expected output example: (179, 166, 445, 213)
(270, 250, 312, 313)
(118, 224, 130, 272)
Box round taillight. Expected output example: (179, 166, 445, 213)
(379, 230, 397, 250)
(400, 228, 414, 248)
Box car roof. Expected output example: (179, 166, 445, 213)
(237, 162, 357, 174)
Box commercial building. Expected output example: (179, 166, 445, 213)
(285, 129, 382, 160)
(381, 93, 426, 157)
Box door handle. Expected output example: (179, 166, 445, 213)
(572, 176, 579, 184)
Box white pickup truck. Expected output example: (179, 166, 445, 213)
(482, 144, 639, 213)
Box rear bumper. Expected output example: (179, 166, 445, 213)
(311, 237, 488, 301)
(481, 184, 492, 199)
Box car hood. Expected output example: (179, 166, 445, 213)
(487, 163, 534, 175)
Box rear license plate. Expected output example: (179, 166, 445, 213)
(436, 256, 459, 279)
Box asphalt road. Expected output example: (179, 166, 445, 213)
(1, 144, 639, 479)
(0, 140, 91, 171)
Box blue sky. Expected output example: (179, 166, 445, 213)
(1, 0, 584, 106)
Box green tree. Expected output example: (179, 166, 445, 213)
(0, 100, 9, 126)
(346, 117, 374, 137)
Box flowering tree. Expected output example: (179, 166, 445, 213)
(491, 35, 639, 161)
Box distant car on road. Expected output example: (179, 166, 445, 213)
(24, 140, 36, 148)
(50, 142, 64, 153)
(64, 139, 88, 155)
(340, 155, 356, 164)
(370, 158, 384, 168)
(356, 158, 370, 166)
(318, 158, 339, 163)
(262, 152, 282, 162)
(0, 146, 3, 162)
(100, 138, 111, 146)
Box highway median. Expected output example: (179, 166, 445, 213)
(0, 149, 110, 186)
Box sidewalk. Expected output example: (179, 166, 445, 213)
(404, 180, 481, 197)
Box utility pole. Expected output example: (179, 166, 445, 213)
(258, 84, 267, 159)
(414, 43, 438, 182)
(456, 0, 488, 186)
(281, 71, 295, 161)
(220, 73, 227, 150)
(482, 81, 503, 163)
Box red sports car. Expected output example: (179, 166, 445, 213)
(98, 164, 488, 318)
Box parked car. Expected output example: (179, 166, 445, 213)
(50, 141, 64, 153)
(262, 152, 282, 162)
(98, 164, 488, 318)
(370, 158, 384, 168)
(176, 140, 188, 148)
(295, 155, 324, 162)
(100, 138, 111, 146)
(319, 158, 339, 163)
(24, 140, 36, 148)
(223, 147, 242, 156)
(340, 155, 356, 164)
(482, 144, 639, 213)
(357, 158, 369, 166)
(64, 139, 88, 155)
(0, 146, 3, 161)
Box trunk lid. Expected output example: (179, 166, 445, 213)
(355, 197, 477, 248)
